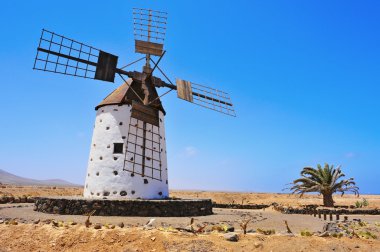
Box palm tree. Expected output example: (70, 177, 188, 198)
(288, 164, 359, 207)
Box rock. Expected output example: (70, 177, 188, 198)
(0, 196, 6, 204)
(33, 219, 40, 224)
(20, 196, 27, 203)
(92, 202, 102, 209)
(71, 221, 77, 225)
(224, 232, 239, 242)
(319, 231, 330, 237)
(94, 223, 102, 229)
(254, 242, 263, 248)
(152, 207, 162, 216)
(322, 222, 343, 235)
(27, 197, 35, 203)
(144, 218, 156, 229)
(118, 222, 125, 228)
(151, 237, 156, 241)
(8, 196, 14, 203)
(52, 206, 60, 214)
(225, 224, 235, 232)
(42, 203, 49, 211)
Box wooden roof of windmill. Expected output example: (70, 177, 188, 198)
(96, 77, 165, 115)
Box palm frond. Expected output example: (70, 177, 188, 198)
(286, 163, 359, 201)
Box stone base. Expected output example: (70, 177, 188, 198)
(34, 197, 213, 217)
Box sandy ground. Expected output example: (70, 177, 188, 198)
(2, 185, 380, 208)
(1, 223, 380, 252)
(172, 190, 380, 208)
(0, 185, 82, 197)
(0, 186, 380, 251)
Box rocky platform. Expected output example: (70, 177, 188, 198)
(34, 197, 213, 217)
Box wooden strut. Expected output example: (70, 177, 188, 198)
(118, 73, 145, 104)
(146, 50, 166, 79)
(148, 88, 173, 105)
(141, 122, 147, 177)
(149, 59, 233, 107)
(120, 56, 145, 70)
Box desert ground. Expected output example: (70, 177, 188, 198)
(2, 185, 380, 207)
(0, 185, 380, 251)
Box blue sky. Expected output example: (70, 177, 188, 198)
(0, 1, 379, 194)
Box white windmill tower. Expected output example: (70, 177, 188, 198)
(33, 8, 235, 200)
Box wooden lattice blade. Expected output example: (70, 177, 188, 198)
(175, 78, 236, 117)
(33, 29, 118, 82)
(133, 8, 167, 45)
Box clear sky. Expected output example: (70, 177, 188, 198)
(0, 1, 379, 194)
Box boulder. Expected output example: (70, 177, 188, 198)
(94, 223, 102, 229)
(224, 232, 239, 242)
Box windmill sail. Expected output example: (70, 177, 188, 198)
(176, 78, 236, 117)
(133, 8, 167, 56)
(33, 29, 118, 82)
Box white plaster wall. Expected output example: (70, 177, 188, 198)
(83, 104, 169, 199)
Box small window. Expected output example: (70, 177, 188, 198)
(113, 143, 124, 154)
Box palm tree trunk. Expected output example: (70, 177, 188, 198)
(323, 193, 334, 207)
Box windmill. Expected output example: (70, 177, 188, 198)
(33, 8, 235, 200)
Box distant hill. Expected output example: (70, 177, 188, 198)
(0, 169, 81, 187)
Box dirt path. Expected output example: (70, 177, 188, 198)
(1, 204, 329, 233)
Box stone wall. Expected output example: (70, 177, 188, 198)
(34, 197, 213, 217)
(212, 203, 270, 209)
(0, 195, 35, 204)
(274, 205, 380, 215)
